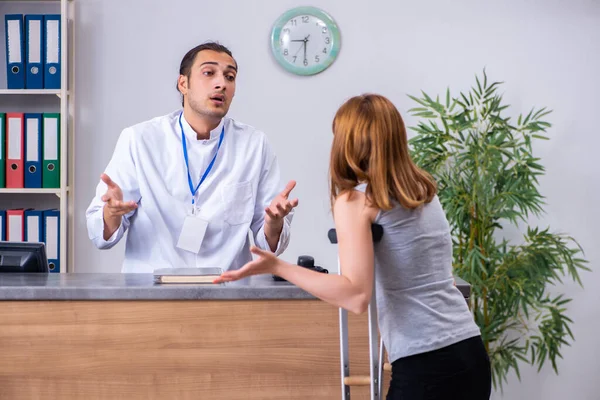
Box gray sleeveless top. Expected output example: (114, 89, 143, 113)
(355, 184, 480, 363)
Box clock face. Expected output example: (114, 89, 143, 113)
(271, 7, 341, 76)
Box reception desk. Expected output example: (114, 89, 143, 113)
(0, 273, 470, 400)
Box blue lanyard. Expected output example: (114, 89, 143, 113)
(179, 112, 225, 207)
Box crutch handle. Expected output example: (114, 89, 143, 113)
(343, 376, 372, 386)
(328, 224, 384, 244)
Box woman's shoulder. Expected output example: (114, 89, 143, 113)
(335, 184, 379, 222)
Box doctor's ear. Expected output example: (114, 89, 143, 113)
(177, 75, 188, 95)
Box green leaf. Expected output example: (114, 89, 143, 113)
(460, 92, 471, 107)
(412, 111, 437, 118)
(422, 90, 435, 105)
(532, 134, 549, 140)
(475, 74, 483, 96)
(408, 94, 429, 108)
(407, 107, 429, 113)
(533, 107, 553, 119)
(522, 108, 534, 126)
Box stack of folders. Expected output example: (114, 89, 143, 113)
(5, 14, 61, 89)
(0, 112, 60, 188)
(0, 208, 60, 272)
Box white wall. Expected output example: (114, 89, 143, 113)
(73, 0, 600, 398)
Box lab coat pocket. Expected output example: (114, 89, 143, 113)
(221, 181, 254, 225)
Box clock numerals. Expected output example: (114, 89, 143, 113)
(302, 16, 309, 23)
(303, 59, 308, 66)
(290, 19, 297, 26)
(283, 49, 288, 56)
(325, 37, 330, 44)
(293, 56, 297, 63)
(323, 47, 328, 54)
(315, 55, 320, 63)
(322, 27, 328, 34)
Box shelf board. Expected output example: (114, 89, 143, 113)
(0, 1, 62, 3)
(0, 188, 61, 194)
(0, 89, 61, 95)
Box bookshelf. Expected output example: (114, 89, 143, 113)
(0, 0, 74, 273)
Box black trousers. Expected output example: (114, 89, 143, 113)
(387, 335, 491, 400)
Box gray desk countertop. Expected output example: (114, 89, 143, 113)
(0, 272, 471, 301)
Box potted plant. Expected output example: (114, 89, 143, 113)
(407, 70, 590, 389)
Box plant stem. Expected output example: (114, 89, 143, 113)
(483, 287, 490, 353)
(458, 234, 464, 265)
(468, 205, 477, 251)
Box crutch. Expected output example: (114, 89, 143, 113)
(328, 224, 386, 400)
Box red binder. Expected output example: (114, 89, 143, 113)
(6, 113, 24, 188)
(6, 209, 25, 241)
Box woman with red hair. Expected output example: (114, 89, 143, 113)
(215, 94, 491, 399)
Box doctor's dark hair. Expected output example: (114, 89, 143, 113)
(329, 94, 437, 212)
(176, 41, 237, 106)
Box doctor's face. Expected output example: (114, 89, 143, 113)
(181, 50, 237, 120)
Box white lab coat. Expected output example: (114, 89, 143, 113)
(85, 110, 293, 273)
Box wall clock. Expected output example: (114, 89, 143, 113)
(270, 6, 341, 76)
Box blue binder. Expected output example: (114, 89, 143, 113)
(5, 14, 25, 89)
(0, 210, 5, 241)
(43, 15, 60, 89)
(24, 113, 42, 188)
(43, 209, 60, 272)
(25, 15, 44, 89)
(24, 209, 43, 242)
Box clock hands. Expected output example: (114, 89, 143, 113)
(290, 35, 310, 44)
(303, 40, 307, 64)
(289, 35, 310, 63)
(303, 35, 310, 64)
(291, 34, 310, 60)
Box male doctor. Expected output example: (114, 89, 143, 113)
(85, 42, 298, 273)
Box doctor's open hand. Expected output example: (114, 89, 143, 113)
(101, 173, 137, 239)
(263, 180, 299, 251)
(264, 180, 299, 227)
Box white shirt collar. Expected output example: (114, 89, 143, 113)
(180, 111, 225, 142)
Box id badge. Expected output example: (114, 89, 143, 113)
(176, 207, 209, 254)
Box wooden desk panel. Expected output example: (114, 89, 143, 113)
(0, 300, 389, 399)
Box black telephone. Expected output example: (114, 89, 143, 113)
(272, 255, 328, 282)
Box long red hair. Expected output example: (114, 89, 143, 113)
(329, 94, 437, 211)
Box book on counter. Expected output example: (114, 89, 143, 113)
(153, 267, 223, 284)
